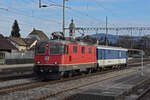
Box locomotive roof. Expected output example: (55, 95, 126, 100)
(37, 40, 128, 51)
(38, 40, 93, 46)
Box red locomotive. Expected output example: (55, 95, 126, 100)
(33, 40, 97, 79)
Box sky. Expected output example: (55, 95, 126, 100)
(0, 0, 150, 37)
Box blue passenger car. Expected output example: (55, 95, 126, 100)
(96, 46, 128, 68)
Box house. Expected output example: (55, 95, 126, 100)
(8, 37, 27, 51)
(27, 28, 49, 40)
(2, 29, 49, 52)
(25, 28, 49, 50)
(0, 34, 17, 53)
(23, 38, 37, 50)
(0, 34, 18, 64)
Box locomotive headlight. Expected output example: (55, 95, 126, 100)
(37, 61, 40, 64)
(40, 69, 44, 72)
(54, 61, 58, 65)
(49, 70, 52, 72)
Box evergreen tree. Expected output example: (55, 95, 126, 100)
(11, 20, 21, 37)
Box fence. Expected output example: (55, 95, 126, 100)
(0, 51, 34, 64)
(5, 51, 34, 59)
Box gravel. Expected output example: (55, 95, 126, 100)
(0, 64, 150, 100)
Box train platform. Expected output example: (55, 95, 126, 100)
(0, 64, 34, 78)
(0, 64, 33, 69)
(68, 64, 150, 100)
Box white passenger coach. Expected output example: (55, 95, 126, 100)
(96, 46, 128, 68)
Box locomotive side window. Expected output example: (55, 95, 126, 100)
(50, 43, 65, 55)
(65, 46, 68, 54)
(88, 48, 92, 54)
(73, 46, 77, 53)
(81, 47, 85, 54)
(35, 42, 46, 54)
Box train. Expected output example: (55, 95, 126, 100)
(33, 40, 128, 79)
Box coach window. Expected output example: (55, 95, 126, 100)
(73, 46, 77, 53)
(119, 51, 122, 58)
(88, 48, 92, 54)
(82, 47, 85, 54)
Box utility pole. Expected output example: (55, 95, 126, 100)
(131, 28, 133, 48)
(141, 50, 144, 76)
(63, 0, 65, 36)
(39, 0, 41, 8)
(39, 0, 67, 37)
(116, 29, 119, 46)
(106, 16, 108, 46)
(96, 28, 99, 45)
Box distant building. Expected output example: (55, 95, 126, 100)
(69, 19, 76, 39)
(25, 28, 49, 51)
(1, 28, 49, 53)
(8, 37, 27, 51)
(0, 34, 18, 64)
(0, 34, 17, 53)
(27, 28, 49, 40)
(23, 38, 37, 50)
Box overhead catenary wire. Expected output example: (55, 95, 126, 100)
(0, 0, 62, 24)
(0, 0, 65, 37)
(46, 0, 106, 25)
(94, 0, 117, 16)
(1, 7, 62, 25)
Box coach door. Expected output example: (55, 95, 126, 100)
(118, 51, 122, 65)
(67, 45, 72, 64)
(63, 45, 69, 64)
(102, 49, 105, 67)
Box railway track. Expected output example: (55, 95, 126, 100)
(0, 68, 120, 95)
(32, 68, 137, 100)
(0, 74, 34, 82)
(122, 78, 150, 100)
(137, 87, 150, 100)
(0, 66, 33, 82)
(0, 61, 149, 99)
(135, 80, 150, 100)
(0, 58, 148, 82)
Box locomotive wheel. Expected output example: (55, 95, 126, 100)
(98, 67, 102, 72)
(68, 71, 73, 77)
(86, 68, 92, 74)
(63, 72, 68, 77)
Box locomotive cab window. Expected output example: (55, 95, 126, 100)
(50, 43, 65, 55)
(88, 48, 92, 54)
(35, 42, 46, 54)
(73, 46, 77, 53)
(81, 47, 85, 54)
